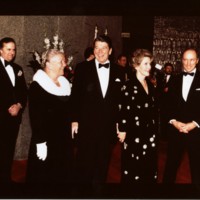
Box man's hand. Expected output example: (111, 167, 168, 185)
(71, 122, 78, 139)
(172, 120, 196, 134)
(179, 121, 197, 133)
(8, 103, 22, 116)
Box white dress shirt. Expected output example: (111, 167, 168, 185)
(166, 74, 170, 83)
(95, 59, 110, 98)
(170, 68, 199, 127)
(182, 68, 196, 101)
(0, 57, 15, 86)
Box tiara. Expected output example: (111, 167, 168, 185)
(29, 34, 73, 72)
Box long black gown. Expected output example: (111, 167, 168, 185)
(26, 75, 73, 184)
(118, 72, 158, 183)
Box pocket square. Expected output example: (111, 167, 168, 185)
(115, 78, 121, 82)
(195, 88, 200, 91)
(17, 70, 23, 77)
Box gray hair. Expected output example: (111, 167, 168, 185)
(41, 49, 65, 68)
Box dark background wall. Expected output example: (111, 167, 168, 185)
(122, 15, 154, 56)
(153, 16, 200, 72)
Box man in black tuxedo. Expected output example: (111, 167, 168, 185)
(0, 37, 27, 183)
(116, 53, 133, 81)
(70, 35, 124, 195)
(163, 48, 200, 184)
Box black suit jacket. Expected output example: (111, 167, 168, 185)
(158, 73, 176, 107)
(167, 70, 200, 133)
(0, 60, 27, 123)
(70, 59, 125, 143)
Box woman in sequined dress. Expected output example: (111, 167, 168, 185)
(118, 49, 159, 184)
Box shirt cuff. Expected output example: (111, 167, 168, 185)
(169, 119, 176, 124)
(193, 121, 200, 128)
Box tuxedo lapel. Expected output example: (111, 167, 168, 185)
(0, 60, 14, 88)
(12, 64, 21, 87)
(167, 75, 172, 85)
(187, 71, 200, 102)
(176, 75, 185, 102)
(104, 64, 113, 99)
(91, 60, 105, 99)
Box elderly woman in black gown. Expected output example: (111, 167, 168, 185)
(118, 49, 159, 184)
(26, 49, 73, 184)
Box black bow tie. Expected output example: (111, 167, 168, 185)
(183, 72, 194, 76)
(4, 60, 12, 67)
(99, 63, 110, 68)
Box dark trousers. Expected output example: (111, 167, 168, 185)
(74, 138, 113, 195)
(163, 129, 200, 184)
(0, 117, 20, 183)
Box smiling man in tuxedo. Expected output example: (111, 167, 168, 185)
(0, 37, 27, 183)
(163, 48, 200, 184)
(70, 35, 125, 195)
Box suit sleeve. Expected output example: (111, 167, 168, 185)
(18, 69, 28, 111)
(165, 76, 180, 122)
(69, 64, 85, 122)
(15, 65, 28, 112)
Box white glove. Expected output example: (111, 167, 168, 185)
(36, 142, 47, 161)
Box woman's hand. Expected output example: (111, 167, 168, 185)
(117, 132, 126, 143)
(71, 122, 79, 139)
(116, 123, 126, 143)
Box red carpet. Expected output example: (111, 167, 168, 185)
(7, 140, 196, 199)
(11, 140, 191, 183)
(107, 140, 191, 183)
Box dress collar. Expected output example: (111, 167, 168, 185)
(33, 69, 71, 96)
